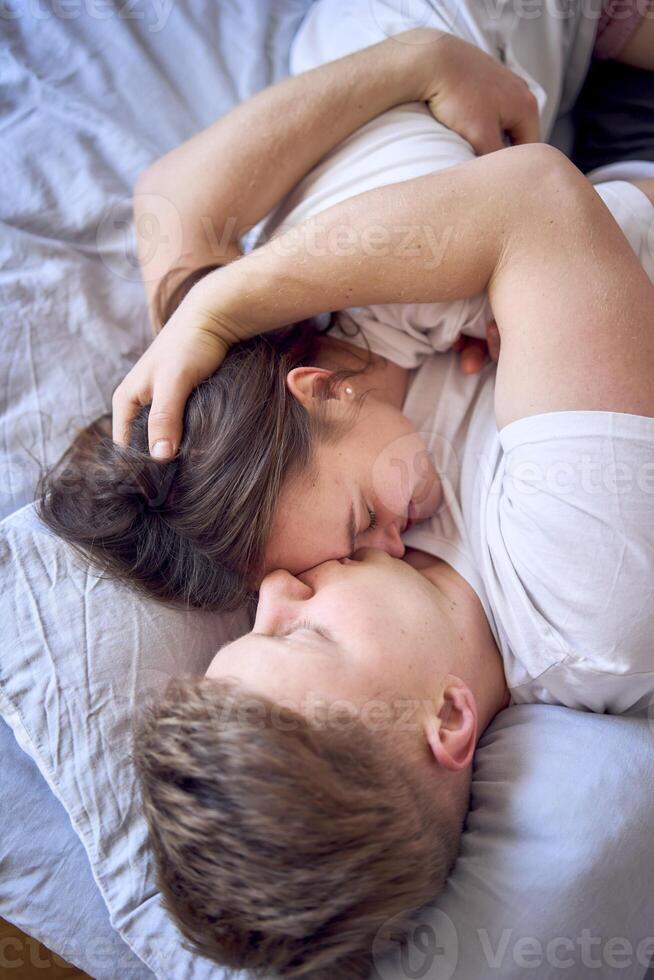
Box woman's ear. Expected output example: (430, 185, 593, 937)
(423, 676, 478, 772)
(287, 367, 354, 408)
(286, 366, 332, 408)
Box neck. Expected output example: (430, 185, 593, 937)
(315, 334, 408, 409)
(406, 548, 510, 730)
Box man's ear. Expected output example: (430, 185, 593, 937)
(287, 366, 349, 409)
(423, 676, 478, 772)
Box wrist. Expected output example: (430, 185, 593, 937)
(186, 264, 252, 350)
(387, 28, 447, 105)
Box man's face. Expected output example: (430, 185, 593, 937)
(206, 549, 465, 716)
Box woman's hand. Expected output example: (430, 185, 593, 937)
(414, 31, 540, 152)
(112, 292, 232, 456)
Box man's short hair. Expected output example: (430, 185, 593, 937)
(133, 676, 468, 979)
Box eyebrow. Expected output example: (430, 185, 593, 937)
(347, 501, 357, 557)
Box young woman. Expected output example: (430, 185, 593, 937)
(40, 4, 654, 611)
(37, 24, 540, 608)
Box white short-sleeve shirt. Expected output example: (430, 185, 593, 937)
(401, 352, 654, 715)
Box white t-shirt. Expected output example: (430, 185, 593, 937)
(254, 1, 654, 712)
(401, 340, 654, 716)
(344, 166, 654, 713)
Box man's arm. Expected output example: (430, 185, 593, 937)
(195, 143, 654, 428)
(134, 28, 538, 331)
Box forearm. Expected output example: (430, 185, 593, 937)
(189, 145, 537, 342)
(194, 143, 654, 429)
(116, 144, 653, 456)
(136, 30, 443, 261)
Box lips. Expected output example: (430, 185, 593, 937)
(404, 499, 418, 533)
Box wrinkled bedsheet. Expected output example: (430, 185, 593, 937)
(0, 2, 311, 974)
(0, 0, 311, 522)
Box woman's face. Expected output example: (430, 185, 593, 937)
(264, 385, 441, 576)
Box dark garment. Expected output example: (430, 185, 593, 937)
(572, 59, 654, 172)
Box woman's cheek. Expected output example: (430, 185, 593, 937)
(371, 431, 440, 519)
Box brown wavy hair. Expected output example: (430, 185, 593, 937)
(133, 676, 466, 979)
(37, 264, 365, 611)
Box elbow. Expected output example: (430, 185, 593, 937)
(504, 142, 579, 186)
(133, 149, 182, 208)
(526, 141, 586, 180)
(503, 142, 595, 214)
(133, 160, 167, 205)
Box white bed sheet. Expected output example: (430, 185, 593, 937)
(0, 1, 312, 975)
(0, 0, 311, 522)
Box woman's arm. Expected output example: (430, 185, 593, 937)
(116, 144, 654, 452)
(135, 28, 538, 330)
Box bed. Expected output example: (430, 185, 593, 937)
(2, 3, 654, 978)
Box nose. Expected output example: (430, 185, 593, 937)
(254, 569, 313, 633)
(362, 522, 405, 559)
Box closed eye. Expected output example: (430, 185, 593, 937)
(348, 501, 378, 558)
(277, 620, 334, 642)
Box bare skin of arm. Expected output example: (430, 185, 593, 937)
(185, 143, 654, 427)
(134, 28, 443, 327)
(134, 28, 538, 331)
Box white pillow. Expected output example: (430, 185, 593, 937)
(0, 715, 152, 978)
(3, 504, 654, 980)
(0, 504, 251, 978)
(378, 707, 654, 980)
